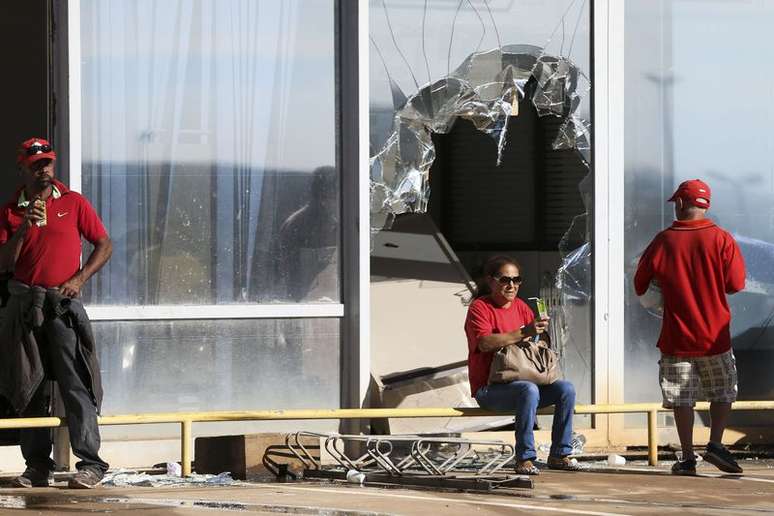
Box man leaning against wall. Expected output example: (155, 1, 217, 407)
(0, 138, 112, 489)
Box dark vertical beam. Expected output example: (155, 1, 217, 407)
(44, 0, 53, 140)
(52, 0, 71, 188)
(337, 0, 362, 420)
(49, 0, 72, 471)
(586, 0, 607, 416)
(0, 0, 47, 201)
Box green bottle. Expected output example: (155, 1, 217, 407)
(529, 297, 548, 319)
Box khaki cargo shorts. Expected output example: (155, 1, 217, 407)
(658, 350, 738, 408)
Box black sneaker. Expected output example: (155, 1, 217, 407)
(67, 469, 103, 489)
(11, 467, 53, 488)
(671, 459, 697, 476)
(703, 442, 743, 474)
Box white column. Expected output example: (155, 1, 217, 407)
(67, 0, 82, 193)
(593, 0, 626, 426)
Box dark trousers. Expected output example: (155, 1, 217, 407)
(20, 313, 108, 474)
(475, 380, 576, 461)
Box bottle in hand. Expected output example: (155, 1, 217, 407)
(34, 199, 46, 227)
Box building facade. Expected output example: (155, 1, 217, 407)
(0, 0, 773, 469)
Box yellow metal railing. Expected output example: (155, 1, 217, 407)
(1, 401, 774, 475)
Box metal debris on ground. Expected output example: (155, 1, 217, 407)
(265, 431, 533, 492)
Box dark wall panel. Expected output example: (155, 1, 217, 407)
(0, 1, 47, 204)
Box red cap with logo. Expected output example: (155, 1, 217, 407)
(667, 179, 711, 209)
(17, 137, 56, 168)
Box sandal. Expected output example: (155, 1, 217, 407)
(514, 459, 540, 475)
(547, 455, 585, 471)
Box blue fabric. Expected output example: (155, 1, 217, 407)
(475, 380, 575, 461)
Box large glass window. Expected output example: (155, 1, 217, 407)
(625, 1, 774, 426)
(79, 0, 339, 305)
(96, 318, 340, 438)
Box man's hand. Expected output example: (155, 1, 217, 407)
(20, 198, 45, 230)
(59, 275, 84, 298)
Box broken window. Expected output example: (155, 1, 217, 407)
(369, 0, 592, 430)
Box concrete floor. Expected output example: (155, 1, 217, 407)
(1, 460, 774, 515)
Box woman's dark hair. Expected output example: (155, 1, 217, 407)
(473, 255, 522, 299)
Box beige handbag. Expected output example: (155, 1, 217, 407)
(488, 338, 561, 385)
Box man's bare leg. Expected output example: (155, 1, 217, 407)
(709, 402, 731, 444)
(703, 401, 742, 473)
(673, 406, 695, 460)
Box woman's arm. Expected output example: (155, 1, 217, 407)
(477, 318, 548, 352)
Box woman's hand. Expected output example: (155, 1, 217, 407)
(522, 317, 550, 338)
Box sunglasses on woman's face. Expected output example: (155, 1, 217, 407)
(495, 275, 522, 286)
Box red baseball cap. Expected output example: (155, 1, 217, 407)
(667, 179, 711, 209)
(17, 137, 56, 167)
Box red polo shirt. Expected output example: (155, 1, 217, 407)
(464, 296, 535, 396)
(634, 218, 746, 357)
(0, 180, 108, 288)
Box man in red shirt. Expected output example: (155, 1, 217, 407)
(635, 179, 745, 475)
(0, 138, 112, 488)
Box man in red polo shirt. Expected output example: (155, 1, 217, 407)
(635, 179, 745, 475)
(0, 138, 112, 489)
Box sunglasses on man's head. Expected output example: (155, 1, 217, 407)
(495, 275, 522, 285)
(25, 143, 52, 156)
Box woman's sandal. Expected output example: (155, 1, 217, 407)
(547, 455, 585, 471)
(514, 459, 540, 475)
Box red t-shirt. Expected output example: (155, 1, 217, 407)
(0, 180, 108, 288)
(634, 218, 745, 357)
(464, 296, 535, 396)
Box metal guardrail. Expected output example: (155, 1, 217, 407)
(1, 401, 774, 475)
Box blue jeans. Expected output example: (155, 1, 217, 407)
(475, 380, 575, 461)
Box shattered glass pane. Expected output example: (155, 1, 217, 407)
(370, 0, 593, 418)
(370, 43, 591, 230)
(553, 116, 591, 164)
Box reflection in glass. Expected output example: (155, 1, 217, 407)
(79, 0, 339, 305)
(625, 1, 774, 426)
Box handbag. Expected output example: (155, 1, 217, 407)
(487, 338, 561, 385)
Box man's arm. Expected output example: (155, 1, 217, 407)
(634, 241, 658, 296)
(0, 201, 44, 272)
(724, 237, 746, 294)
(59, 236, 112, 298)
(0, 224, 29, 272)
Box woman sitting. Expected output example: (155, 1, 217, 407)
(464, 255, 581, 475)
